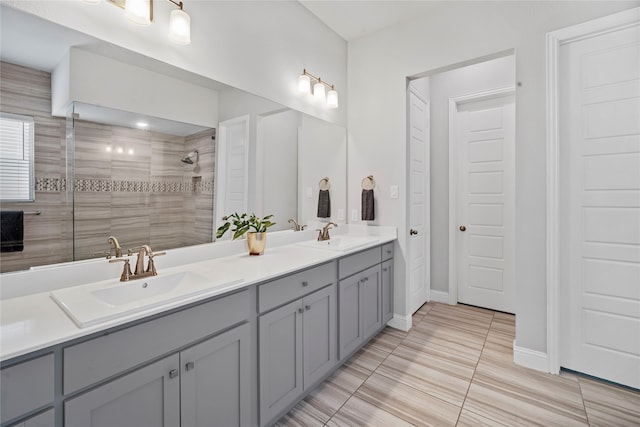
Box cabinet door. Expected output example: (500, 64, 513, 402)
(64, 354, 180, 427)
(362, 265, 382, 340)
(302, 284, 337, 388)
(381, 259, 394, 324)
(338, 275, 363, 360)
(181, 323, 250, 427)
(259, 299, 303, 425)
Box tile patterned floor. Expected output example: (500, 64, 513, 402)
(274, 302, 640, 427)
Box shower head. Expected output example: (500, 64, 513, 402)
(181, 150, 199, 164)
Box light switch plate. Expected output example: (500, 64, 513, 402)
(390, 185, 399, 199)
(306, 187, 313, 198)
(351, 209, 359, 221)
(337, 209, 345, 221)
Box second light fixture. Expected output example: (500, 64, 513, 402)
(298, 69, 338, 109)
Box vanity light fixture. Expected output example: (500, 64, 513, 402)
(298, 69, 339, 109)
(88, 0, 191, 45)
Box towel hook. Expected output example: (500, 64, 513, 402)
(319, 177, 331, 191)
(361, 175, 376, 190)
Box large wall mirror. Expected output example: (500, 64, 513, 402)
(0, 5, 347, 273)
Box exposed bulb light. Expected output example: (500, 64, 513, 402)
(298, 73, 311, 93)
(106, 144, 112, 152)
(124, 0, 152, 26)
(117, 146, 124, 154)
(136, 121, 149, 128)
(314, 79, 326, 101)
(128, 148, 135, 155)
(326, 86, 338, 109)
(168, 3, 191, 45)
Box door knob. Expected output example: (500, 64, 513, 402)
(459, 225, 467, 232)
(409, 229, 418, 236)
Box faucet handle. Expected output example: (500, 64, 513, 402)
(146, 251, 166, 275)
(109, 258, 133, 281)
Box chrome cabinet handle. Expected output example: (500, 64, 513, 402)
(383, 268, 388, 272)
(185, 362, 195, 371)
(409, 229, 418, 236)
(302, 281, 309, 287)
(459, 225, 467, 232)
(298, 307, 304, 314)
(169, 369, 179, 379)
(305, 305, 311, 311)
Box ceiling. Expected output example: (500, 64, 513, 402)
(298, 0, 443, 41)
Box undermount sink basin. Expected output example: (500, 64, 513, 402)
(51, 271, 243, 328)
(298, 236, 377, 252)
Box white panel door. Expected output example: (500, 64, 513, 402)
(408, 88, 431, 314)
(456, 95, 515, 313)
(215, 115, 249, 234)
(559, 21, 640, 389)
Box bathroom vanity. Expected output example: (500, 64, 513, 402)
(0, 228, 395, 427)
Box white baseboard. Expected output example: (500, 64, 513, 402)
(429, 290, 449, 304)
(513, 341, 550, 373)
(387, 314, 411, 332)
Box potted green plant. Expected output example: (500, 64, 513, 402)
(216, 213, 276, 255)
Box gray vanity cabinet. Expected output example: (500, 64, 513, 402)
(338, 264, 382, 359)
(259, 284, 337, 426)
(64, 354, 181, 427)
(64, 322, 250, 427)
(180, 323, 250, 427)
(381, 259, 394, 324)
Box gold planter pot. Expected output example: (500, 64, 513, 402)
(247, 232, 267, 256)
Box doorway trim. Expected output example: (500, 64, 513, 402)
(546, 7, 639, 375)
(447, 87, 516, 306)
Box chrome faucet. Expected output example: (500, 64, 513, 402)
(317, 222, 337, 241)
(107, 236, 122, 258)
(288, 218, 307, 232)
(109, 244, 165, 282)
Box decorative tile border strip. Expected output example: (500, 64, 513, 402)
(35, 177, 212, 194)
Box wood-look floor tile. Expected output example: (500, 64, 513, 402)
(411, 320, 486, 359)
(367, 326, 407, 353)
(376, 346, 473, 407)
(273, 400, 326, 427)
(354, 372, 460, 427)
(464, 360, 588, 426)
(456, 409, 510, 427)
(344, 343, 389, 374)
(326, 395, 415, 427)
(403, 328, 482, 367)
(301, 379, 353, 423)
(579, 376, 640, 427)
(423, 307, 492, 339)
(328, 364, 369, 394)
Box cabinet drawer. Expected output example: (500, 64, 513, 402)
(338, 247, 382, 279)
(1, 354, 54, 424)
(382, 242, 394, 261)
(258, 262, 336, 313)
(64, 290, 249, 395)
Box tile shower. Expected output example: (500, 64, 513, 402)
(0, 61, 216, 273)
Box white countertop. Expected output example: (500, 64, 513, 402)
(1, 227, 395, 362)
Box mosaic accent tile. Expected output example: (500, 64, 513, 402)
(35, 177, 66, 192)
(70, 178, 213, 194)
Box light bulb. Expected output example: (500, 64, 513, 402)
(314, 81, 326, 100)
(124, 0, 151, 26)
(327, 88, 339, 108)
(169, 8, 191, 45)
(298, 74, 311, 93)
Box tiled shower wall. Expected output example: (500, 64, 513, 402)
(0, 62, 71, 273)
(0, 61, 215, 273)
(73, 123, 215, 260)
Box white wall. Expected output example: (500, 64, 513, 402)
(53, 48, 218, 127)
(298, 115, 347, 227)
(429, 54, 515, 292)
(4, 0, 347, 126)
(347, 1, 639, 353)
(259, 110, 299, 230)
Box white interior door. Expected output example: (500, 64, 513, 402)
(453, 92, 515, 313)
(408, 86, 431, 314)
(558, 20, 640, 389)
(215, 115, 249, 236)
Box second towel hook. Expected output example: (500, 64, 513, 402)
(361, 175, 376, 190)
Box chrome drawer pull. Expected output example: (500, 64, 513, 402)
(169, 369, 179, 379)
(185, 362, 195, 371)
(305, 305, 311, 311)
(298, 307, 304, 314)
(302, 281, 309, 287)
